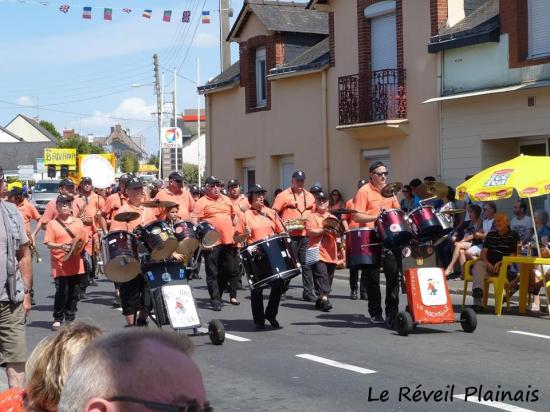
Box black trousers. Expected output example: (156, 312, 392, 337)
(290, 236, 316, 297)
(79, 251, 97, 294)
(203, 245, 240, 302)
(312, 261, 336, 295)
(250, 280, 285, 324)
(435, 238, 452, 269)
(119, 275, 145, 316)
(54, 274, 84, 322)
(361, 248, 402, 318)
(349, 267, 367, 293)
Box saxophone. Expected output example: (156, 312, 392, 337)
(28, 233, 42, 263)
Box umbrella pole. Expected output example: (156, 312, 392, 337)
(527, 197, 541, 257)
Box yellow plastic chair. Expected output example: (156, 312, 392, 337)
(461, 259, 477, 310)
(461, 258, 510, 314)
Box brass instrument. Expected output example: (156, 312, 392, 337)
(29, 239, 42, 263)
(284, 218, 306, 231)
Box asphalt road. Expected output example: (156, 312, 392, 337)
(2, 236, 550, 412)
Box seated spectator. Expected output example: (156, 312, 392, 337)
(528, 245, 550, 312)
(0, 322, 102, 412)
(329, 189, 344, 211)
(532, 209, 550, 247)
(445, 204, 482, 277)
(59, 329, 208, 412)
(511, 200, 534, 245)
(435, 186, 456, 269)
(471, 213, 519, 313)
(399, 185, 415, 212)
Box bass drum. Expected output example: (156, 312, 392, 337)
(345, 228, 382, 268)
(101, 231, 140, 282)
(240, 234, 301, 290)
(195, 221, 220, 248)
(376, 209, 413, 248)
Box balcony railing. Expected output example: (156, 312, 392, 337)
(338, 69, 407, 126)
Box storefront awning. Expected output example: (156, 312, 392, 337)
(423, 80, 550, 104)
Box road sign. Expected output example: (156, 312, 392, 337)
(17, 165, 34, 180)
(161, 127, 183, 149)
(36, 158, 45, 173)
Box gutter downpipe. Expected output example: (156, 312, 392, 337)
(205, 94, 212, 179)
(436, 51, 443, 181)
(322, 69, 330, 189)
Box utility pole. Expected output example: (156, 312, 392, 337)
(173, 67, 178, 174)
(197, 57, 202, 186)
(153, 54, 163, 180)
(219, 0, 231, 71)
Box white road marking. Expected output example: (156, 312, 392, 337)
(295, 354, 376, 375)
(508, 331, 550, 340)
(197, 327, 251, 342)
(454, 394, 537, 412)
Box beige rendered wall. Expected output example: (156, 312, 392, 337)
(5, 116, 51, 142)
(325, 0, 438, 200)
(207, 73, 325, 194)
(234, 14, 270, 43)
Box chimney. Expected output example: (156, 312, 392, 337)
(447, 0, 465, 27)
(430, 0, 449, 36)
(110, 126, 115, 134)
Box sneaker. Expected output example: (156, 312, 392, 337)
(360, 292, 368, 301)
(280, 292, 287, 301)
(52, 321, 61, 331)
(528, 302, 540, 312)
(88, 279, 98, 287)
(370, 315, 384, 324)
(136, 318, 148, 327)
(321, 299, 332, 312)
(315, 298, 323, 309)
(385, 315, 395, 329)
(211, 300, 222, 312)
(350, 290, 358, 300)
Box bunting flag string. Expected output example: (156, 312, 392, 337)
(2, 1, 214, 24)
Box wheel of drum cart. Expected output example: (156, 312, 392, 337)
(395, 311, 413, 336)
(460, 308, 477, 333)
(208, 319, 225, 345)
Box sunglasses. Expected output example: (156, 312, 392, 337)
(208, 183, 222, 188)
(108, 396, 212, 412)
(373, 172, 388, 177)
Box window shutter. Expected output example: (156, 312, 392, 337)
(528, 0, 550, 59)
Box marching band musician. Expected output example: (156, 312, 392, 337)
(154, 171, 195, 221)
(306, 192, 339, 312)
(352, 162, 401, 327)
(234, 184, 285, 329)
(7, 186, 41, 246)
(346, 179, 368, 300)
(191, 176, 238, 311)
(272, 170, 317, 302)
(44, 195, 88, 331)
(100, 174, 130, 232)
(227, 179, 250, 291)
(110, 177, 156, 326)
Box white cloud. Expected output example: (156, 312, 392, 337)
(192, 32, 219, 48)
(16, 96, 36, 106)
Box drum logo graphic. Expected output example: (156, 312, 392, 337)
(418, 268, 447, 306)
(484, 169, 514, 187)
(390, 223, 401, 233)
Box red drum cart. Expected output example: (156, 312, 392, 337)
(395, 267, 477, 336)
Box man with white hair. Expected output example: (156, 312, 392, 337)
(59, 329, 209, 412)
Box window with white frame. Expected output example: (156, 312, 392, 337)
(528, 0, 550, 59)
(255, 47, 267, 107)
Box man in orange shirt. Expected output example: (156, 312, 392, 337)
(100, 174, 130, 232)
(7, 187, 41, 235)
(44, 195, 88, 331)
(346, 179, 368, 300)
(154, 171, 195, 221)
(353, 162, 401, 327)
(272, 170, 316, 301)
(191, 176, 237, 311)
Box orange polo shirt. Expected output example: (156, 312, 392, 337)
(235, 207, 284, 244)
(15, 199, 41, 234)
(154, 188, 195, 221)
(272, 188, 315, 236)
(0, 387, 25, 412)
(40, 197, 86, 226)
(110, 203, 157, 233)
(230, 194, 250, 214)
(353, 182, 399, 228)
(343, 198, 359, 230)
(306, 211, 338, 263)
(102, 192, 127, 220)
(192, 195, 235, 245)
(44, 217, 87, 277)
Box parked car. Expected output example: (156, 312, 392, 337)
(31, 179, 60, 213)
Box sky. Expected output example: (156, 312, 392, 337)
(0, 0, 244, 154)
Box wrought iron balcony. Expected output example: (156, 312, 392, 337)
(338, 69, 407, 126)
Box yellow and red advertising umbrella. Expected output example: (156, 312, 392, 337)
(456, 154, 550, 255)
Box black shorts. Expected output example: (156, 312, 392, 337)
(119, 275, 145, 316)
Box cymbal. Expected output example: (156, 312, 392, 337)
(114, 212, 140, 222)
(441, 208, 465, 215)
(141, 200, 178, 208)
(381, 182, 403, 198)
(426, 181, 449, 199)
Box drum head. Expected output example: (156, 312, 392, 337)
(104, 257, 141, 283)
(201, 230, 220, 248)
(150, 238, 179, 260)
(177, 238, 200, 256)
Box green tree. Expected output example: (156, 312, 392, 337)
(121, 153, 139, 174)
(181, 162, 199, 184)
(57, 135, 104, 155)
(148, 155, 159, 168)
(39, 120, 62, 142)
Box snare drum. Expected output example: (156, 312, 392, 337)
(240, 234, 301, 290)
(101, 231, 140, 282)
(376, 209, 413, 248)
(345, 228, 382, 268)
(139, 220, 178, 260)
(172, 221, 200, 256)
(407, 206, 442, 241)
(195, 221, 220, 248)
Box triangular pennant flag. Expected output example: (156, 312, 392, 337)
(83, 6, 92, 20)
(142, 9, 152, 19)
(59, 4, 69, 13)
(163, 10, 172, 22)
(201, 10, 210, 24)
(104, 8, 112, 21)
(182, 10, 191, 23)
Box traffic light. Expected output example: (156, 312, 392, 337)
(47, 165, 56, 178)
(60, 165, 69, 178)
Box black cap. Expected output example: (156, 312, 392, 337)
(292, 170, 306, 180)
(189, 185, 200, 194)
(248, 184, 267, 194)
(56, 194, 73, 204)
(315, 191, 329, 201)
(59, 178, 75, 187)
(309, 183, 323, 194)
(80, 176, 92, 185)
(168, 171, 184, 182)
(9, 187, 23, 196)
(204, 176, 220, 185)
(227, 179, 239, 188)
(126, 177, 143, 189)
(118, 174, 131, 184)
(357, 179, 368, 188)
